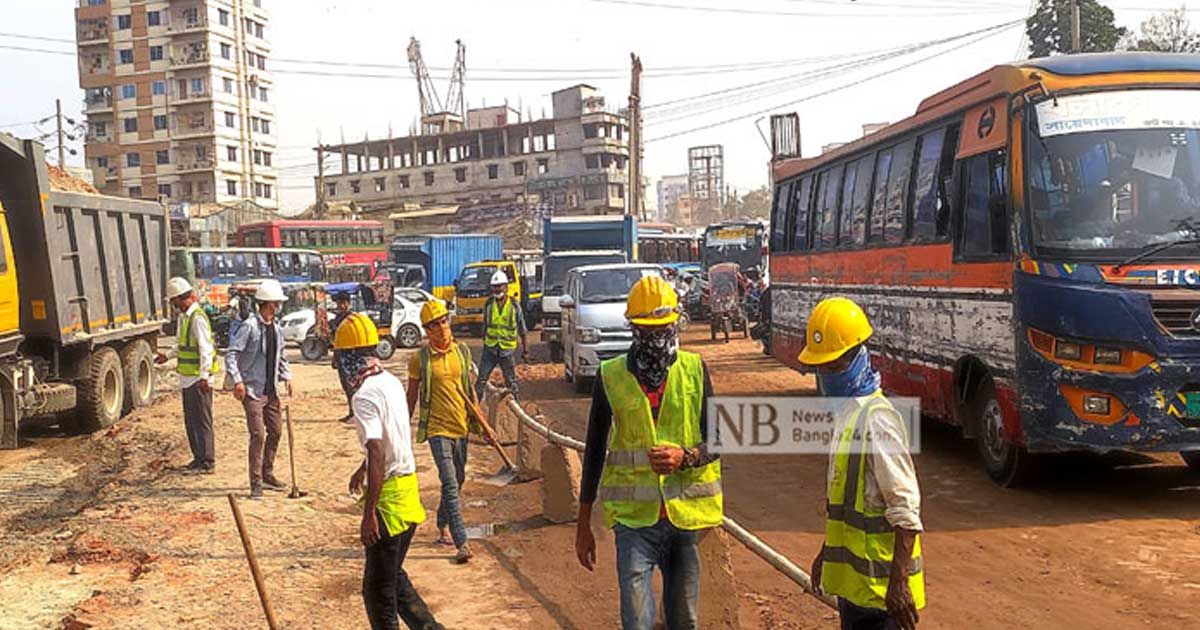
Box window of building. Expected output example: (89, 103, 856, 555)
(152, 80, 165, 96)
(374, 177, 386, 192)
(398, 175, 410, 189)
(118, 48, 133, 64)
(223, 77, 234, 93)
(252, 150, 262, 165)
(326, 183, 337, 197)
(487, 164, 498, 180)
(244, 17, 253, 33)
(93, 121, 107, 136)
(609, 183, 625, 199)
(150, 45, 163, 61)
(513, 161, 525, 177)
(537, 158, 549, 174)
(255, 23, 264, 38)
(87, 0, 105, 5)
(250, 117, 260, 132)
(261, 151, 271, 167)
(583, 124, 598, 139)
(585, 154, 600, 170)
(584, 184, 604, 201)
(255, 182, 272, 198)
(153, 115, 167, 131)
(349, 180, 361, 194)
(225, 112, 236, 128)
(129, 186, 142, 198)
(260, 119, 270, 134)
(245, 51, 255, 67)
(96, 156, 108, 168)
(126, 152, 140, 167)
(191, 77, 205, 95)
(120, 84, 135, 100)
(147, 10, 161, 26)
(220, 43, 231, 59)
(156, 149, 169, 165)
(158, 183, 171, 197)
(259, 87, 268, 102)
(226, 179, 238, 196)
(116, 14, 131, 29)
(227, 146, 237, 161)
(453, 168, 464, 184)
(957, 149, 1009, 258)
(219, 9, 230, 26)
(123, 117, 137, 133)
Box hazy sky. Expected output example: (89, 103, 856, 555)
(0, 0, 1179, 211)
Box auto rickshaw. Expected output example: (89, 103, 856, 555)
(707, 262, 748, 343)
(302, 280, 398, 360)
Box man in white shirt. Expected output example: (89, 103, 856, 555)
(337, 312, 442, 630)
(159, 277, 219, 474)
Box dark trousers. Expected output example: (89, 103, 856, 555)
(474, 345, 518, 401)
(181, 383, 214, 465)
(242, 394, 282, 489)
(838, 598, 899, 630)
(362, 513, 441, 630)
(428, 436, 469, 547)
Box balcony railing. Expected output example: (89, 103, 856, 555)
(169, 14, 207, 32)
(171, 45, 210, 67)
(176, 157, 215, 171)
(85, 94, 112, 112)
(78, 22, 108, 43)
(88, 133, 114, 144)
(81, 59, 111, 76)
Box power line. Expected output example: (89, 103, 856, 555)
(584, 0, 1020, 18)
(0, 43, 74, 56)
(0, 31, 74, 44)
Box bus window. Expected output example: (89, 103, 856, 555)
(231, 253, 248, 276)
(870, 149, 893, 243)
(791, 175, 814, 251)
(242, 229, 266, 247)
(255, 252, 271, 277)
(848, 156, 874, 246)
(958, 149, 1009, 257)
(274, 252, 294, 276)
(307, 254, 325, 281)
(885, 138, 915, 244)
(911, 129, 947, 242)
(280, 229, 295, 247)
(771, 181, 793, 251)
(195, 253, 216, 279)
(838, 160, 860, 247)
(814, 165, 843, 250)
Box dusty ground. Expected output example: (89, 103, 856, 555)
(1, 328, 1198, 629)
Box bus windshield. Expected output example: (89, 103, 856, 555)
(544, 254, 624, 294)
(1028, 89, 1200, 257)
(702, 224, 764, 270)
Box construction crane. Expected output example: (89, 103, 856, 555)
(406, 37, 444, 121)
(445, 39, 466, 120)
(406, 37, 467, 135)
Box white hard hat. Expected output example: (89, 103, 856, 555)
(255, 279, 287, 303)
(166, 277, 193, 300)
(490, 270, 509, 286)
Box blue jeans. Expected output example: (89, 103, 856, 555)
(613, 520, 701, 630)
(428, 436, 469, 548)
(474, 345, 519, 401)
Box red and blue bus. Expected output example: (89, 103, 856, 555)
(770, 53, 1200, 485)
(236, 219, 387, 277)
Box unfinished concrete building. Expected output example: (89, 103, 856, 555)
(316, 85, 630, 218)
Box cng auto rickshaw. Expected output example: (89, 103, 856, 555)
(302, 280, 399, 360)
(707, 262, 748, 343)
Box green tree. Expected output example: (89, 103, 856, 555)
(738, 186, 773, 220)
(1026, 0, 1128, 57)
(1124, 5, 1200, 52)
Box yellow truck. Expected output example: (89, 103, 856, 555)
(0, 135, 169, 448)
(452, 259, 541, 335)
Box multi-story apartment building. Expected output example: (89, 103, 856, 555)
(317, 85, 630, 216)
(656, 174, 688, 222)
(75, 0, 277, 209)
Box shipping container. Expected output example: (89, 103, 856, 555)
(389, 234, 502, 301)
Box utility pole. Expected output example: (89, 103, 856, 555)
(55, 98, 66, 167)
(316, 144, 326, 218)
(627, 53, 643, 219)
(1071, 0, 1082, 53)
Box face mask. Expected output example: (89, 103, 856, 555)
(816, 346, 881, 398)
(338, 350, 383, 393)
(629, 325, 679, 390)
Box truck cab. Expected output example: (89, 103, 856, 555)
(453, 260, 539, 335)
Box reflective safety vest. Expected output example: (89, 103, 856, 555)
(598, 351, 722, 531)
(822, 392, 926, 611)
(414, 342, 480, 442)
(485, 298, 518, 351)
(177, 306, 219, 377)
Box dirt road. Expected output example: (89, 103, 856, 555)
(1, 329, 1198, 629)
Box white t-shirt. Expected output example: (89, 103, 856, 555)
(352, 371, 417, 478)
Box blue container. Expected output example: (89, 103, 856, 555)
(390, 234, 502, 299)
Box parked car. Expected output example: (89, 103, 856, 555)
(559, 263, 665, 393)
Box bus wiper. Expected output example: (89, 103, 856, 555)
(1112, 238, 1200, 272)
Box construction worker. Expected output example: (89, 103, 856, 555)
(226, 279, 293, 500)
(338, 313, 443, 630)
(406, 299, 486, 564)
(799, 297, 924, 630)
(158, 277, 219, 474)
(473, 270, 528, 402)
(331, 290, 355, 422)
(575, 276, 721, 630)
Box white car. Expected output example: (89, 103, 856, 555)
(280, 308, 316, 345)
(391, 293, 426, 349)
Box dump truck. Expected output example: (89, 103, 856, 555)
(0, 135, 169, 448)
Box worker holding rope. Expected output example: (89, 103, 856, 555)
(799, 297, 925, 630)
(575, 276, 721, 630)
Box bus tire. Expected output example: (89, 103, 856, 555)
(76, 347, 125, 434)
(971, 378, 1038, 487)
(1181, 451, 1200, 471)
(120, 339, 155, 412)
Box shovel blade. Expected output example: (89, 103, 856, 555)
(481, 464, 517, 486)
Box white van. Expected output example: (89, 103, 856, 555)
(559, 263, 665, 393)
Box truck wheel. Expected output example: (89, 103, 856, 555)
(972, 378, 1038, 487)
(300, 336, 328, 361)
(119, 339, 155, 411)
(375, 336, 397, 361)
(76, 347, 125, 433)
(549, 342, 563, 363)
(397, 324, 421, 349)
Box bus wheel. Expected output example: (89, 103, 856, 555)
(972, 379, 1038, 487)
(1181, 451, 1200, 471)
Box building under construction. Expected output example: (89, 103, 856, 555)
(688, 144, 724, 224)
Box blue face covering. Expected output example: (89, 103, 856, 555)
(817, 346, 881, 397)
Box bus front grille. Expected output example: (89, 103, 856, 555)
(1150, 293, 1200, 337)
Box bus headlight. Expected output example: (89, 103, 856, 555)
(1082, 394, 1111, 415)
(1093, 347, 1122, 365)
(1054, 341, 1082, 361)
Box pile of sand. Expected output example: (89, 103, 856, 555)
(47, 165, 100, 194)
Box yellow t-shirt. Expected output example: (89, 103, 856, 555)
(407, 344, 471, 439)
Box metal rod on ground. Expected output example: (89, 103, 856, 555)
(487, 384, 834, 608)
(227, 494, 281, 630)
(284, 405, 306, 498)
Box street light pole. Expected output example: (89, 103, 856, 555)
(1071, 0, 1082, 53)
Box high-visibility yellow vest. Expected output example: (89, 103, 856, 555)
(177, 306, 219, 377)
(598, 351, 722, 531)
(415, 342, 480, 443)
(485, 298, 518, 350)
(822, 392, 926, 611)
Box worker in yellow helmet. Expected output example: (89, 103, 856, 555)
(337, 313, 443, 630)
(575, 275, 721, 630)
(406, 299, 488, 565)
(799, 297, 925, 630)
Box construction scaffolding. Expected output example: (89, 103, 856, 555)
(688, 145, 724, 225)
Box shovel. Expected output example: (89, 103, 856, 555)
(284, 406, 308, 499)
(472, 399, 517, 486)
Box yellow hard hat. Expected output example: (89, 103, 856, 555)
(626, 275, 679, 326)
(334, 312, 380, 350)
(797, 297, 873, 366)
(420, 299, 449, 326)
